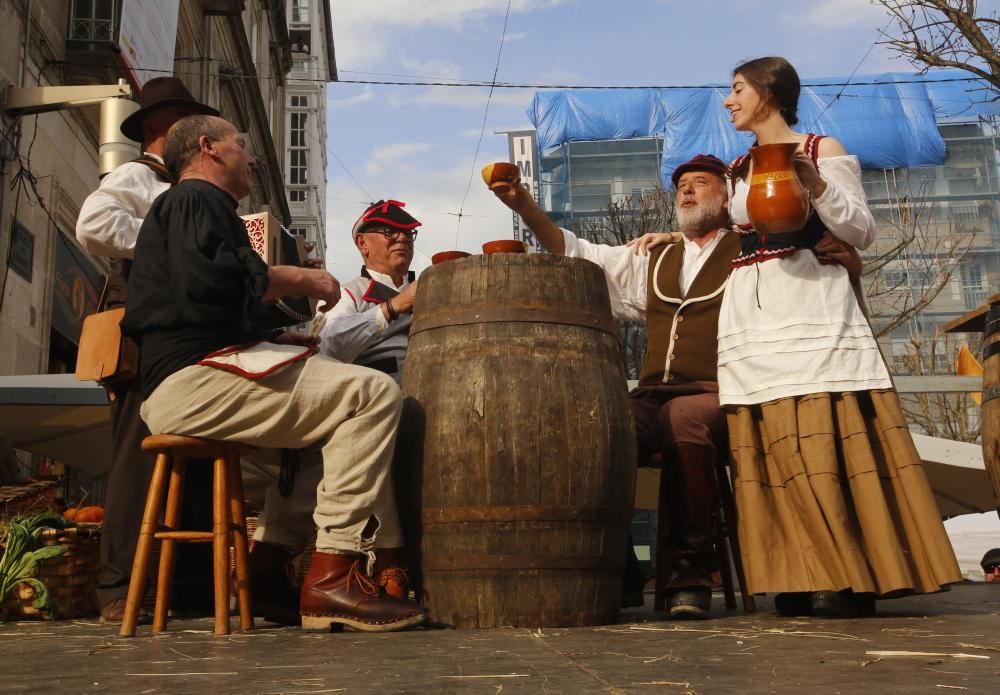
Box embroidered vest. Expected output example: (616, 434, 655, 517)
(640, 232, 740, 385)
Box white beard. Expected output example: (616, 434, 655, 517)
(675, 192, 726, 236)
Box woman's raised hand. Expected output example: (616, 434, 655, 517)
(792, 153, 828, 199)
(626, 231, 683, 256)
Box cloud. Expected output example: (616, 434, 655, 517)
(535, 68, 586, 86)
(794, 0, 888, 28)
(364, 143, 434, 176)
(328, 86, 375, 110)
(331, 0, 569, 70)
(503, 32, 528, 43)
(408, 86, 532, 110)
(399, 56, 463, 80)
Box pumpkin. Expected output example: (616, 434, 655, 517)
(74, 506, 104, 523)
(62, 507, 78, 521)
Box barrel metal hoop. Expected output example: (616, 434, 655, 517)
(410, 307, 617, 338)
(983, 384, 1000, 404)
(986, 304, 1000, 337)
(421, 553, 625, 571)
(984, 340, 1000, 361)
(422, 505, 628, 525)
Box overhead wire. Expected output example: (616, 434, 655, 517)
(454, 0, 513, 245)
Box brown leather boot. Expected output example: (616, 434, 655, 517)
(375, 548, 411, 600)
(300, 551, 427, 632)
(248, 541, 300, 625)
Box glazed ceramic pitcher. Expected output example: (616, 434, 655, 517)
(745, 142, 810, 234)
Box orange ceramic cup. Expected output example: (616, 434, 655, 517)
(482, 239, 527, 254)
(431, 250, 471, 264)
(481, 162, 521, 190)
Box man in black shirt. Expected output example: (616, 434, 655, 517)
(123, 115, 426, 632)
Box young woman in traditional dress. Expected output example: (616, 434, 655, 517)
(715, 56, 960, 617)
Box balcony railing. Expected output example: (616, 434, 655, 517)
(963, 287, 989, 310)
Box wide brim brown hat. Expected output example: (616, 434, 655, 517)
(120, 77, 219, 142)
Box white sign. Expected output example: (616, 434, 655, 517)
(118, 0, 180, 88)
(505, 130, 541, 251)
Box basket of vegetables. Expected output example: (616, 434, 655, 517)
(0, 511, 103, 620)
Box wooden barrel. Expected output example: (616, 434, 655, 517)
(398, 253, 636, 629)
(984, 297, 1000, 514)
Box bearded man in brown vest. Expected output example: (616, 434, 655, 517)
(491, 154, 859, 619)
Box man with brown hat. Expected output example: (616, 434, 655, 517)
(76, 77, 219, 623)
(490, 154, 861, 620)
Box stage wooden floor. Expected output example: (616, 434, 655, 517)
(2, 583, 997, 694)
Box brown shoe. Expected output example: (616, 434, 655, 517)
(99, 597, 150, 625)
(375, 548, 412, 601)
(300, 551, 427, 632)
(247, 541, 300, 625)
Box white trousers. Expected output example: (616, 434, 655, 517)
(141, 355, 403, 552)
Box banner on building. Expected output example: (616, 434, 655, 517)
(118, 0, 180, 89)
(51, 233, 103, 345)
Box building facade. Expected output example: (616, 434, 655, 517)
(283, 0, 336, 261)
(529, 118, 1000, 378)
(0, 0, 294, 379)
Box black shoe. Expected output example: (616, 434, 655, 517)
(811, 590, 876, 618)
(668, 586, 711, 620)
(774, 592, 813, 617)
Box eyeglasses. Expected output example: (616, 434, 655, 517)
(363, 228, 418, 242)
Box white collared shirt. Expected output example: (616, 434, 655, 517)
(678, 230, 727, 297)
(76, 153, 169, 260)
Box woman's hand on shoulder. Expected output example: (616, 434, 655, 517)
(626, 231, 682, 256)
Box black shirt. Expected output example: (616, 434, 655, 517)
(121, 179, 271, 400)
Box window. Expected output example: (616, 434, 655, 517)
(291, 95, 308, 108)
(69, 0, 117, 41)
(290, 150, 308, 184)
(291, 0, 310, 24)
(290, 112, 307, 147)
(289, 190, 307, 202)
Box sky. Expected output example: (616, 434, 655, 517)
(323, 0, 999, 279)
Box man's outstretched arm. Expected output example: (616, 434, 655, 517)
(489, 180, 565, 254)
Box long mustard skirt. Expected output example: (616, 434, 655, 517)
(727, 388, 962, 597)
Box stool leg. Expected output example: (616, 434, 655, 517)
(227, 454, 254, 631)
(653, 469, 669, 612)
(212, 454, 231, 636)
(153, 457, 187, 632)
(120, 452, 171, 637)
(716, 532, 738, 611)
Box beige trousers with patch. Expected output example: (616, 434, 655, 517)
(140, 355, 403, 552)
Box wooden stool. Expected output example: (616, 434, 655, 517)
(650, 454, 756, 614)
(119, 435, 256, 637)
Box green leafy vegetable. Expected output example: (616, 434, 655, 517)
(0, 513, 72, 616)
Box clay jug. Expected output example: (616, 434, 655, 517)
(745, 142, 810, 234)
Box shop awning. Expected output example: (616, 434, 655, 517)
(0, 373, 110, 477)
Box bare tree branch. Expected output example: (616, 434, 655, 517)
(876, 0, 1000, 97)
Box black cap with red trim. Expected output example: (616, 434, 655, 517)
(670, 154, 727, 189)
(352, 200, 422, 235)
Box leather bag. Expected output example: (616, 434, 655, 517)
(75, 307, 138, 399)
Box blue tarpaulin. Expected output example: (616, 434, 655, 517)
(525, 70, 1000, 187)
